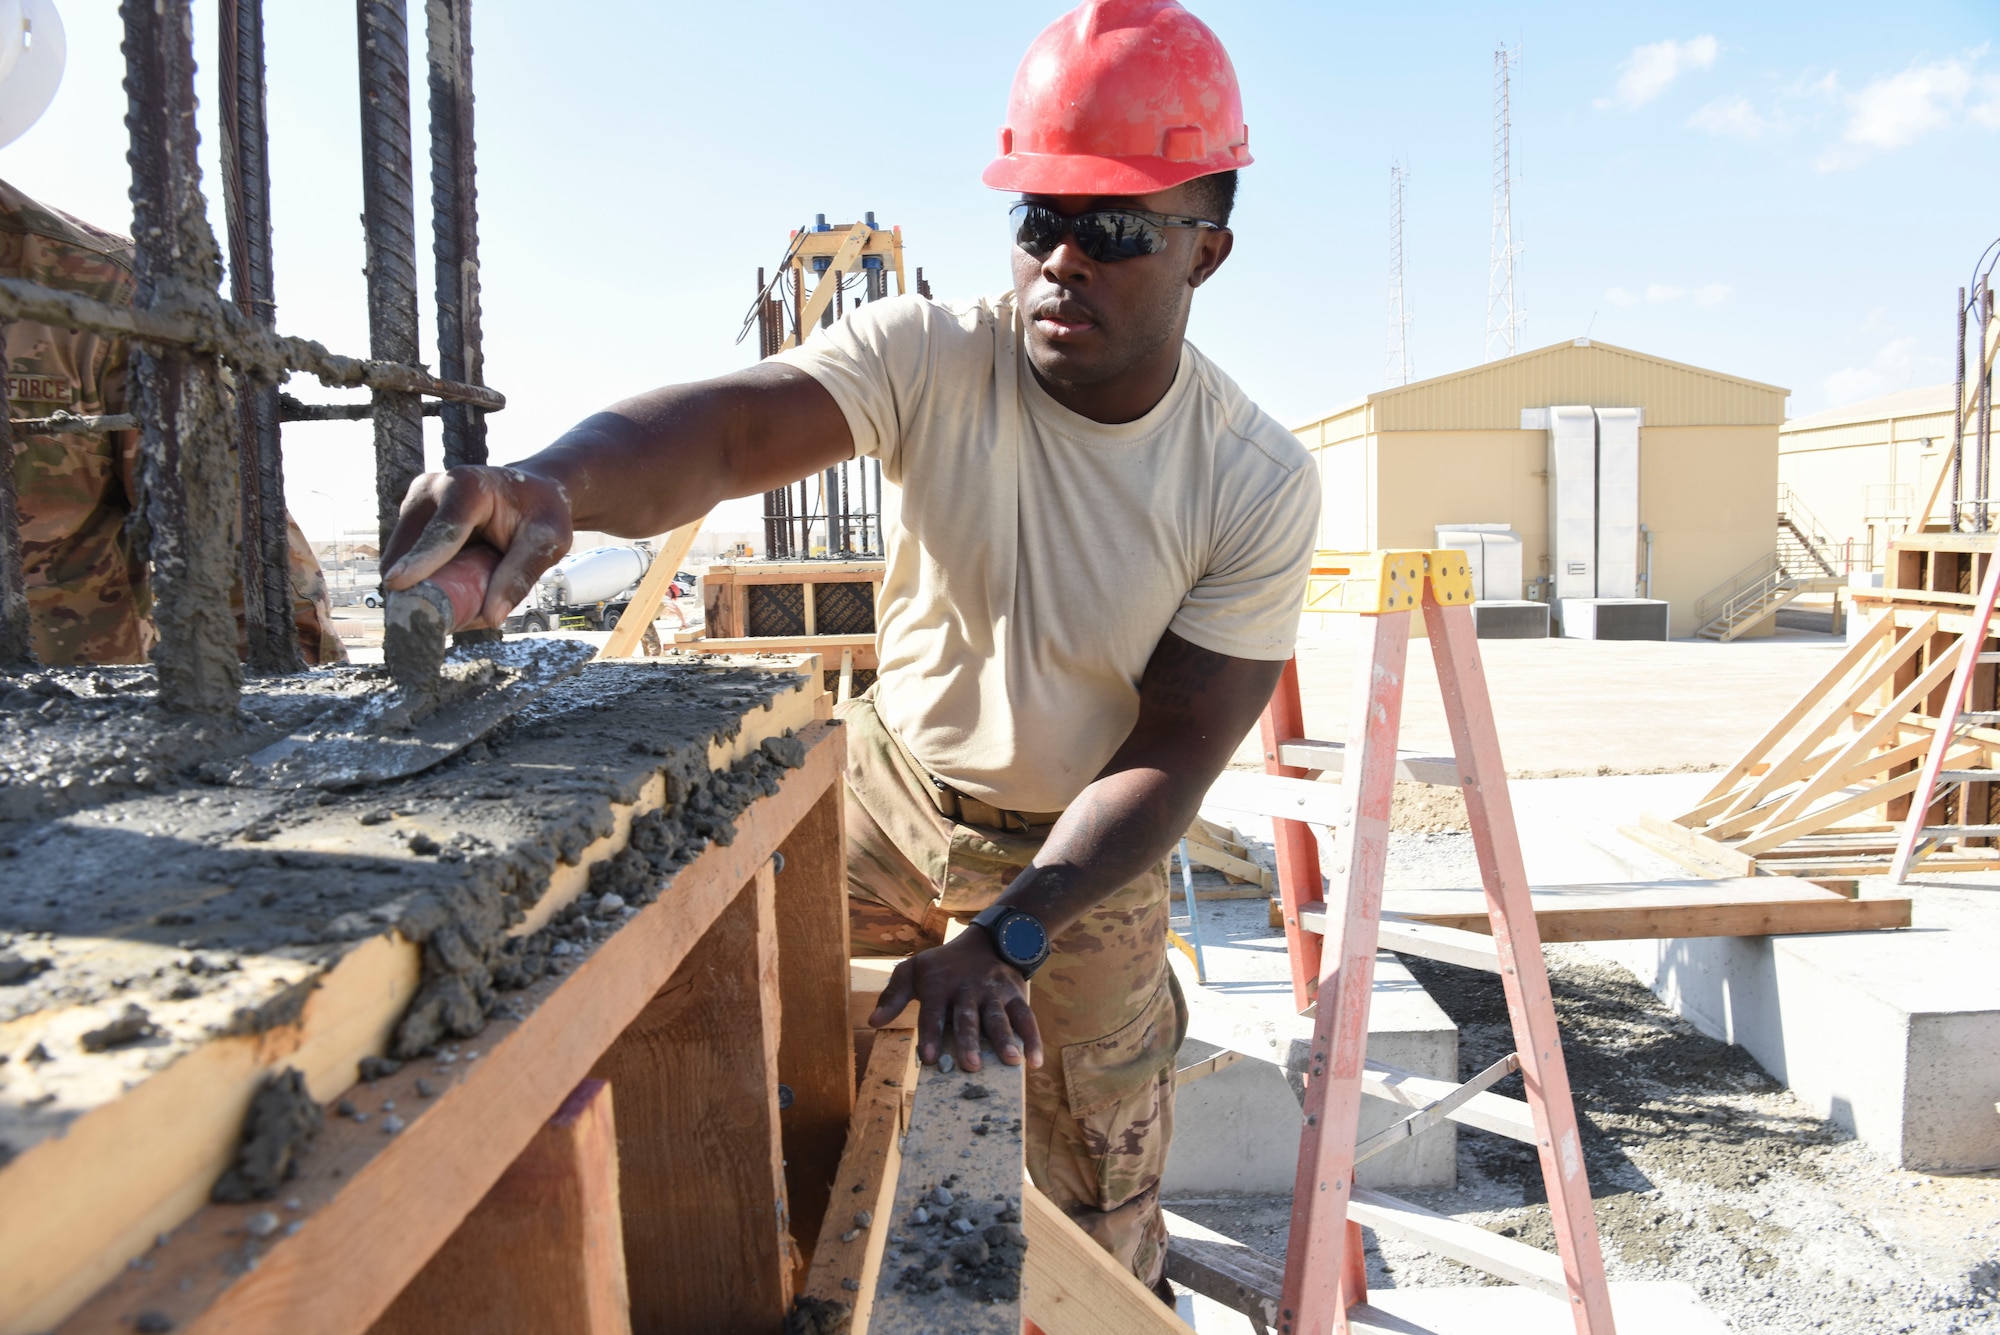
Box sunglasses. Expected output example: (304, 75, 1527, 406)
(1009, 201, 1221, 264)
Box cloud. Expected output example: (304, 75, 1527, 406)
(1816, 53, 2000, 167)
(1688, 94, 1769, 137)
(1599, 35, 1719, 110)
(1822, 337, 1920, 407)
(1606, 283, 1731, 308)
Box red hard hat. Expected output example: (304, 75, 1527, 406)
(983, 0, 1251, 197)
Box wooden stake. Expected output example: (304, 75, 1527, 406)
(599, 519, 703, 660)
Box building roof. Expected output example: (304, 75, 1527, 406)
(1781, 383, 1954, 435)
(1293, 338, 1791, 440)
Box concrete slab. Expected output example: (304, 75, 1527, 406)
(1165, 949, 1458, 1195)
(1350, 1280, 1726, 1335)
(1503, 774, 2000, 1171)
(1595, 880, 2000, 1171)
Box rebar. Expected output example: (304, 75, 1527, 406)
(357, 0, 425, 550)
(426, 0, 486, 469)
(0, 277, 502, 406)
(0, 405, 28, 664)
(123, 0, 244, 713)
(221, 0, 304, 671)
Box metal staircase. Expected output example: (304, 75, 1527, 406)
(1694, 486, 1849, 641)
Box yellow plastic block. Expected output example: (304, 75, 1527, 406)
(1424, 549, 1477, 606)
(1304, 550, 1428, 615)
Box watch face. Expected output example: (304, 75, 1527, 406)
(999, 913, 1046, 963)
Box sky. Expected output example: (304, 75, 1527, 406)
(5, 1, 1998, 543)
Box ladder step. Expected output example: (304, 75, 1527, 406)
(1956, 711, 2000, 723)
(1919, 824, 2000, 837)
(1276, 739, 1462, 788)
(1295, 906, 1506, 974)
(1361, 1060, 1538, 1144)
(1937, 770, 2000, 783)
(1353, 1052, 1522, 1165)
(1346, 1188, 1568, 1298)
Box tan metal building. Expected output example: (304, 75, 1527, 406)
(1290, 338, 1789, 638)
(1776, 384, 1954, 572)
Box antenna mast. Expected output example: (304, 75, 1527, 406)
(1486, 43, 1523, 361)
(1386, 162, 1413, 387)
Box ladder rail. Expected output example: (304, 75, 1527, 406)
(1279, 611, 1411, 1334)
(1262, 657, 1325, 1011)
(1426, 593, 1616, 1334)
(1891, 549, 2000, 881)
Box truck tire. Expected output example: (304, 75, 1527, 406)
(522, 611, 550, 633)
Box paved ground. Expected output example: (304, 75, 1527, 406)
(1230, 627, 1848, 776)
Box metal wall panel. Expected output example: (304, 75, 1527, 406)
(1549, 406, 1598, 600)
(1435, 524, 1524, 600)
(1595, 408, 1642, 597)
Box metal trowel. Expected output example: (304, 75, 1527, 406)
(228, 544, 597, 789)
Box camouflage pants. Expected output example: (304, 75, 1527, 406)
(837, 693, 1186, 1287)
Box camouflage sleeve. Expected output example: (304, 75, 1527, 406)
(286, 512, 347, 665)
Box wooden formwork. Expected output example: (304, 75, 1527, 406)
(17, 650, 1174, 1335)
(693, 560, 885, 698)
(1646, 532, 2000, 877)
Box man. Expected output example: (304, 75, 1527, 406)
(382, 0, 1316, 1291)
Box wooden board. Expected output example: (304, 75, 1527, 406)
(1182, 840, 1273, 890)
(57, 725, 844, 1335)
(370, 1079, 629, 1335)
(589, 862, 791, 1334)
(793, 1032, 917, 1331)
(773, 786, 857, 1272)
(1021, 1183, 1185, 1335)
(1371, 877, 1910, 942)
(10, 664, 820, 1335)
(867, 1047, 1024, 1333)
(599, 520, 704, 660)
(1163, 1210, 1280, 1331)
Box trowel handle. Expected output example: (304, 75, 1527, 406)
(418, 542, 504, 632)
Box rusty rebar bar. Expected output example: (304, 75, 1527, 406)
(0, 276, 503, 407)
(0, 403, 28, 665)
(426, 0, 486, 469)
(221, 0, 303, 671)
(357, 0, 425, 550)
(123, 0, 243, 713)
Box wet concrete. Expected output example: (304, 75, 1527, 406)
(0, 654, 809, 1166)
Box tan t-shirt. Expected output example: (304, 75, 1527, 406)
(775, 291, 1318, 813)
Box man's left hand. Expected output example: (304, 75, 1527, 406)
(867, 931, 1043, 1072)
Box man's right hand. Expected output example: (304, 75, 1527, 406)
(380, 465, 575, 630)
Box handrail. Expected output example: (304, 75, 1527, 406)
(1694, 552, 1785, 625)
(1776, 483, 1842, 577)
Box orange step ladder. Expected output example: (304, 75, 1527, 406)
(1257, 549, 1616, 1335)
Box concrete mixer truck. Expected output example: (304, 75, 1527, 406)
(503, 542, 692, 650)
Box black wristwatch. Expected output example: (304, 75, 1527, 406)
(971, 904, 1051, 979)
